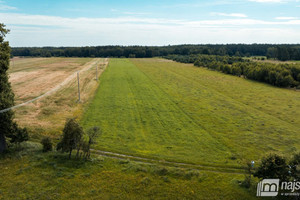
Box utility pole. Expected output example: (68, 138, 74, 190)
(96, 65, 98, 81)
(77, 72, 80, 102)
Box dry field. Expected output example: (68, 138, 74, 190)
(8, 57, 108, 139)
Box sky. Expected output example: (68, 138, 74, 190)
(1, 0, 300, 46)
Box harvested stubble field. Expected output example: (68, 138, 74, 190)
(8, 57, 108, 139)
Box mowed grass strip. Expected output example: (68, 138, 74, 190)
(131, 58, 300, 163)
(81, 59, 233, 166)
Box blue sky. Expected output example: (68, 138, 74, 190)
(1, 0, 300, 46)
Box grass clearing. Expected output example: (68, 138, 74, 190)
(0, 144, 256, 200)
(81, 58, 300, 168)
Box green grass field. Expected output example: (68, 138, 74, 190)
(2, 57, 299, 199)
(0, 143, 255, 200)
(81, 58, 300, 168)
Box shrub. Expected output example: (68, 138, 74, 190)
(241, 175, 251, 188)
(254, 154, 288, 180)
(289, 152, 300, 180)
(41, 137, 52, 152)
(9, 127, 29, 149)
(156, 167, 168, 176)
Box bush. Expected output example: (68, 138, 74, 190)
(254, 154, 288, 180)
(241, 175, 252, 188)
(290, 152, 300, 180)
(156, 167, 168, 176)
(9, 127, 29, 147)
(41, 137, 52, 152)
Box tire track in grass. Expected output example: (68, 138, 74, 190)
(125, 70, 172, 146)
(91, 149, 245, 175)
(124, 69, 150, 148)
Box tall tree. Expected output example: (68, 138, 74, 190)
(0, 23, 15, 153)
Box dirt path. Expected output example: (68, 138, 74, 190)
(91, 149, 246, 175)
(0, 58, 107, 114)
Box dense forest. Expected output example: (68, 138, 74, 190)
(165, 54, 300, 88)
(11, 44, 300, 61)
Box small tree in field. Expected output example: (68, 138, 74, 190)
(57, 118, 83, 159)
(84, 126, 101, 159)
(77, 126, 101, 159)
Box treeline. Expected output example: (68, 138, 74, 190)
(165, 54, 246, 64)
(165, 54, 300, 88)
(267, 46, 300, 61)
(11, 44, 300, 61)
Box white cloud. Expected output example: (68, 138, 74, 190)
(1, 12, 300, 46)
(111, 9, 150, 15)
(123, 12, 150, 15)
(275, 16, 297, 20)
(249, 0, 285, 3)
(0, 0, 17, 10)
(0, 4, 17, 10)
(211, 12, 248, 18)
(249, 0, 300, 2)
(0, 13, 185, 27)
(2, 12, 300, 28)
